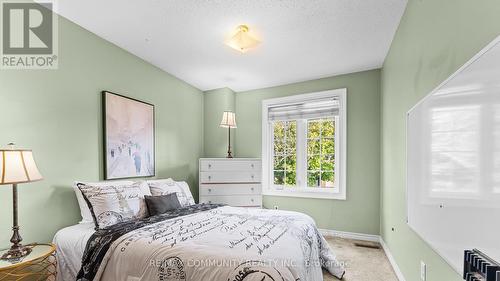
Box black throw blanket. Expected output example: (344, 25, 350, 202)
(77, 203, 223, 281)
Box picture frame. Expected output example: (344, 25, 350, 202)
(102, 91, 155, 180)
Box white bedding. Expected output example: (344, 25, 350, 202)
(57, 206, 344, 281)
(53, 223, 95, 281)
(91, 206, 344, 281)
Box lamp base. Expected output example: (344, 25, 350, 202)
(0, 244, 32, 261)
(2, 183, 32, 262)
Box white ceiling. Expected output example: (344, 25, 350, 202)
(54, 0, 407, 92)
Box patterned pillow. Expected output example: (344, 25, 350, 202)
(74, 180, 150, 224)
(78, 182, 149, 229)
(147, 179, 195, 207)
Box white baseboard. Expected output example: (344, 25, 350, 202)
(319, 229, 406, 281)
(319, 229, 380, 242)
(379, 238, 406, 281)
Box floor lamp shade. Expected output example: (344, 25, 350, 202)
(219, 111, 237, 128)
(219, 111, 236, 158)
(0, 149, 43, 185)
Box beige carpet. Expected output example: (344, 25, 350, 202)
(323, 237, 398, 281)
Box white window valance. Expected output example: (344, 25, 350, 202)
(267, 98, 339, 121)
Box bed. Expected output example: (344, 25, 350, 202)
(54, 205, 344, 281)
(54, 179, 345, 281)
(53, 223, 95, 281)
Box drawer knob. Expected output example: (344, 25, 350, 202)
(251, 175, 254, 179)
(208, 188, 212, 192)
(251, 164, 254, 168)
(208, 164, 212, 168)
(208, 175, 212, 180)
(209, 201, 212, 204)
(251, 199, 254, 202)
(251, 187, 254, 191)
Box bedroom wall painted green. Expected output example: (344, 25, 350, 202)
(203, 88, 236, 158)
(234, 70, 381, 235)
(380, 1, 500, 281)
(0, 15, 204, 248)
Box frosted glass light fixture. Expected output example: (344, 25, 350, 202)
(225, 25, 260, 53)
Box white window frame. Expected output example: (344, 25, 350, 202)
(261, 89, 347, 200)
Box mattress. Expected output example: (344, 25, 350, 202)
(53, 223, 95, 281)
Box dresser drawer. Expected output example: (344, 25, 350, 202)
(200, 171, 261, 183)
(200, 159, 261, 172)
(199, 184, 262, 196)
(200, 195, 262, 207)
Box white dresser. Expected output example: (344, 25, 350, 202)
(199, 158, 262, 207)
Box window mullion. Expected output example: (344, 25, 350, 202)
(296, 119, 307, 188)
(319, 120, 323, 186)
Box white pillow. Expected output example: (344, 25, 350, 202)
(78, 182, 149, 229)
(145, 178, 174, 185)
(74, 180, 151, 224)
(147, 179, 195, 207)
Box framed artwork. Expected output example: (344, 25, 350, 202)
(102, 91, 155, 179)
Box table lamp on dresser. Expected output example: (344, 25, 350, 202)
(220, 111, 237, 158)
(0, 143, 43, 261)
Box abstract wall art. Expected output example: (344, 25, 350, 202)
(102, 91, 155, 179)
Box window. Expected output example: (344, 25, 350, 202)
(307, 118, 336, 188)
(273, 120, 297, 186)
(262, 89, 346, 199)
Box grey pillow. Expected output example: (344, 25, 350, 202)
(144, 193, 182, 216)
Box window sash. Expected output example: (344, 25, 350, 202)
(306, 117, 338, 189)
(271, 118, 339, 191)
(272, 120, 297, 187)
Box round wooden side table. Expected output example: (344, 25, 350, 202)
(0, 243, 56, 281)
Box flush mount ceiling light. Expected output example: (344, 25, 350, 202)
(225, 25, 260, 53)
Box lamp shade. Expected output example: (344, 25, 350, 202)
(0, 146, 43, 185)
(220, 111, 237, 128)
